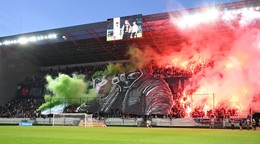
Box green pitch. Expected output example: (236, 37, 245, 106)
(0, 126, 259, 144)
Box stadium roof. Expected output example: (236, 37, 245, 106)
(0, 0, 260, 66)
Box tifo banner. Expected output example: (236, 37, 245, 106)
(78, 69, 174, 115)
(41, 104, 67, 115)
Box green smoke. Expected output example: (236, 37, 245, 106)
(37, 73, 97, 111)
(92, 46, 156, 78)
(127, 47, 156, 69)
(92, 62, 135, 78)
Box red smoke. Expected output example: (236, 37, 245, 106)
(170, 8, 260, 116)
(132, 8, 260, 117)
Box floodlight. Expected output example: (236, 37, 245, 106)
(48, 34, 57, 39)
(0, 33, 57, 46)
(62, 36, 67, 40)
(51, 34, 57, 39)
(37, 36, 44, 40)
(29, 36, 37, 42)
(3, 41, 11, 45)
(18, 37, 28, 44)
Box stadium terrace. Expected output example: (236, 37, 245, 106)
(0, 0, 260, 131)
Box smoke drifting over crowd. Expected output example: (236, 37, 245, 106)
(37, 74, 97, 111)
(173, 8, 260, 114)
(92, 63, 135, 78)
(128, 8, 260, 115)
(38, 7, 260, 117)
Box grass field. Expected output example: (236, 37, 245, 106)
(0, 126, 259, 144)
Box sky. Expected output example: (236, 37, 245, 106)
(0, 0, 240, 37)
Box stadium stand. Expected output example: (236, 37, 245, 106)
(0, 1, 259, 128)
(0, 62, 249, 119)
(0, 97, 44, 118)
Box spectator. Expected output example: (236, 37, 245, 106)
(0, 97, 44, 118)
(246, 119, 251, 130)
(252, 119, 256, 131)
(239, 120, 243, 131)
(231, 119, 235, 130)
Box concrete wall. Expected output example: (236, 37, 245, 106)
(0, 47, 40, 106)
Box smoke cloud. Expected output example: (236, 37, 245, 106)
(37, 8, 260, 114)
(92, 62, 136, 78)
(125, 8, 260, 113)
(169, 8, 260, 113)
(37, 74, 97, 111)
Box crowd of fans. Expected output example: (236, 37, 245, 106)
(0, 64, 107, 118)
(0, 97, 44, 118)
(63, 105, 78, 113)
(152, 66, 192, 78)
(151, 60, 214, 78)
(0, 62, 244, 119)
